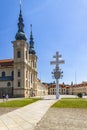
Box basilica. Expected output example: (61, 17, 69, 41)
(0, 4, 39, 97)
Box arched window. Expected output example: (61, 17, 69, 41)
(2, 71, 5, 77)
(7, 82, 11, 87)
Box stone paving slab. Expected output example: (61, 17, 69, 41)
(0, 99, 57, 130)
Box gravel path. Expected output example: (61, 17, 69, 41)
(35, 108, 87, 130)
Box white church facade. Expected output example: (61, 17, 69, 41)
(0, 3, 38, 98)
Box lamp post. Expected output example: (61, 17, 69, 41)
(50, 52, 65, 99)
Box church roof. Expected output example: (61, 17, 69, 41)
(0, 59, 14, 67)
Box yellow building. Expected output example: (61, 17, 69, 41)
(72, 82, 87, 95)
(48, 82, 87, 96)
(36, 79, 48, 96)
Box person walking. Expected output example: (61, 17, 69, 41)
(3, 94, 5, 102)
(6, 94, 8, 101)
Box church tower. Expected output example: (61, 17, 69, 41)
(12, 2, 37, 97)
(29, 25, 37, 96)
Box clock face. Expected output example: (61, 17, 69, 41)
(17, 42, 20, 46)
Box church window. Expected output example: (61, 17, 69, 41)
(11, 71, 14, 76)
(17, 51, 21, 58)
(7, 82, 11, 87)
(2, 71, 5, 77)
(18, 80, 21, 87)
(18, 70, 21, 77)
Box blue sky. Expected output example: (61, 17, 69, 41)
(0, 0, 87, 84)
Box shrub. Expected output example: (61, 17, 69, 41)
(77, 93, 83, 98)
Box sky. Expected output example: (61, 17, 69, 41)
(0, 0, 87, 84)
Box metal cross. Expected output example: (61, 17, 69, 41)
(50, 51, 65, 99)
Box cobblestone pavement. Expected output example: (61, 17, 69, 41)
(35, 108, 87, 130)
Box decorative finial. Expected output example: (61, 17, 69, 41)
(15, 0, 27, 41)
(20, 0, 21, 4)
(30, 24, 32, 35)
(20, 0, 22, 13)
(29, 24, 36, 55)
(20, 0, 22, 6)
(30, 24, 33, 39)
(30, 24, 32, 30)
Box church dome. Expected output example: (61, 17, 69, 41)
(15, 32, 27, 41)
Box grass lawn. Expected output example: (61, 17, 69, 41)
(0, 98, 41, 107)
(52, 98, 87, 108)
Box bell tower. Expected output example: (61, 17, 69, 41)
(12, 1, 29, 97)
(29, 24, 37, 96)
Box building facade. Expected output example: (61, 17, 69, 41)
(48, 82, 87, 96)
(0, 4, 37, 98)
(36, 79, 48, 96)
